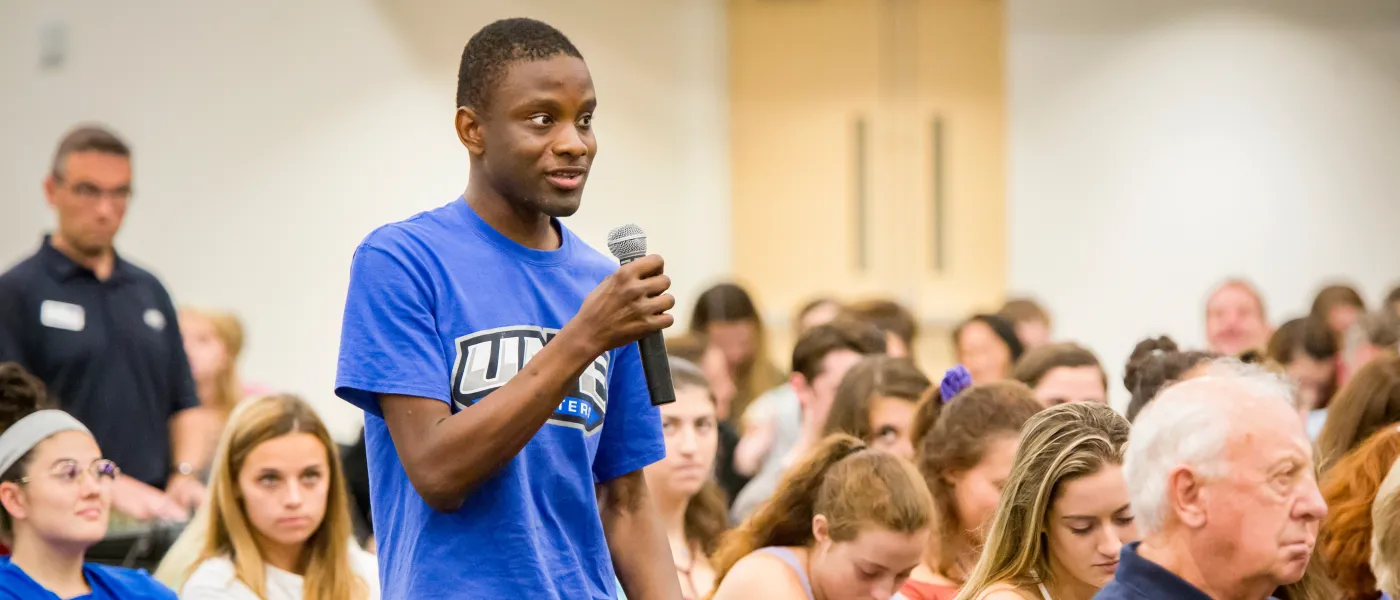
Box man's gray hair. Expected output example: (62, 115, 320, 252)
(1124, 359, 1297, 535)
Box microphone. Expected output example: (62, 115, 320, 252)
(607, 224, 676, 406)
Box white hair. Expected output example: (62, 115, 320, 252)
(1124, 359, 1298, 535)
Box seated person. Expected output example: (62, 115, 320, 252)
(900, 380, 1043, 600)
(0, 362, 176, 599)
(823, 356, 930, 460)
(847, 298, 919, 359)
(953, 315, 1024, 384)
(1267, 316, 1338, 437)
(1121, 336, 1215, 423)
(161, 394, 378, 600)
(710, 434, 933, 600)
(958, 403, 1136, 600)
(624, 359, 730, 600)
(1011, 343, 1107, 407)
(1317, 426, 1400, 600)
(997, 298, 1053, 350)
(1371, 453, 1400, 600)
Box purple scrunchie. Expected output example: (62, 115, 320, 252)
(940, 365, 973, 403)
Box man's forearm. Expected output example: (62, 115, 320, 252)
(384, 326, 602, 511)
(601, 471, 683, 600)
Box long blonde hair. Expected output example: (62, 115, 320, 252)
(183, 394, 365, 600)
(956, 403, 1131, 600)
(710, 435, 933, 591)
(181, 307, 246, 415)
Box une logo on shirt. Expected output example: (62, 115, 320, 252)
(450, 325, 610, 435)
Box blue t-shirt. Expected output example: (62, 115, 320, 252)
(0, 558, 176, 599)
(335, 198, 666, 600)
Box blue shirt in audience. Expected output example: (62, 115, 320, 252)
(0, 557, 176, 599)
(1093, 542, 1212, 599)
(335, 197, 664, 600)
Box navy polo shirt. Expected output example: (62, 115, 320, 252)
(0, 236, 198, 488)
(1095, 542, 1215, 599)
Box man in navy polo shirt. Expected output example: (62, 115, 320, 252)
(0, 125, 204, 522)
(335, 18, 680, 600)
(1097, 362, 1327, 600)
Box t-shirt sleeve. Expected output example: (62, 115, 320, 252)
(157, 286, 200, 416)
(0, 275, 29, 366)
(592, 342, 665, 482)
(90, 565, 180, 600)
(335, 241, 449, 418)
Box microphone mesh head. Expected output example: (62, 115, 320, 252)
(607, 224, 647, 261)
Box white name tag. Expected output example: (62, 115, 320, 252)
(40, 300, 86, 332)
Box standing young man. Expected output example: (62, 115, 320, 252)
(335, 18, 682, 599)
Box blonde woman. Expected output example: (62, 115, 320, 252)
(956, 403, 1136, 600)
(159, 394, 377, 600)
(179, 307, 269, 472)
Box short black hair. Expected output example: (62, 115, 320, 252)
(456, 18, 583, 111)
(51, 124, 130, 179)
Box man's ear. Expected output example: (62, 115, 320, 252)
(0, 482, 27, 521)
(791, 372, 813, 409)
(43, 174, 59, 208)
(456, 107, 485, 156)
(1169, 466, 1208, 529)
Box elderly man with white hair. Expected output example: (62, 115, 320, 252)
(1095, 361, 1328, 600)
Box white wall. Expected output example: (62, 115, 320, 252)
(0, 0, 730, 440)
(1008, 0, 1400, 408)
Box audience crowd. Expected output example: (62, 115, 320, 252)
(4, 125, 1400, 600)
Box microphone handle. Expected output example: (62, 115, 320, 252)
(617, 255, 675, 406)
(638, 331, 676, 406)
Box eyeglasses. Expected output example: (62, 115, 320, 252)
(53, 176, 132, 205)
(16, 459, 121, 485)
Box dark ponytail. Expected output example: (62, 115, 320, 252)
(1123, 337, 1216, 422)
(0, 362, 54, 537)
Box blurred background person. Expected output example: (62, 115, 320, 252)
(847, 298, 919, 359)
(0, 363, 176, 599)
(1317, 426, 1400, 600)
(1204, 279, 1272, 357)
(1312, 284, 1368, 344)
(1317, 355, 1400, 473)
(179, 307, 266, 474)
(953, 315, 1024, 384)
(1121, 336, 1216, 423)
(795, 297, 843, 334)
(164, 394, 376, 599)
(822, 356, 931, 460)
(0, 125, 202, 521)
(732, 297, 845, 484)
(731, 319, 885, 522)
(689, 283, 785, 425)
(1267, 316, 1339, 437)
(1342, 311, 1400, 386)
(1371, 458, 1400, 600)
(710, 435, 932, 600)
(957, 402, 1135, 600)
(1011, 342, 1107, 407)
(997, 298, 1053, 350)
(1098, 366, 1327, 600)
(902, 381, 1043, 600)
(638, 359, 729, 600)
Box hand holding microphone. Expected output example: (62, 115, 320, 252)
(568, 224, 677, 405)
